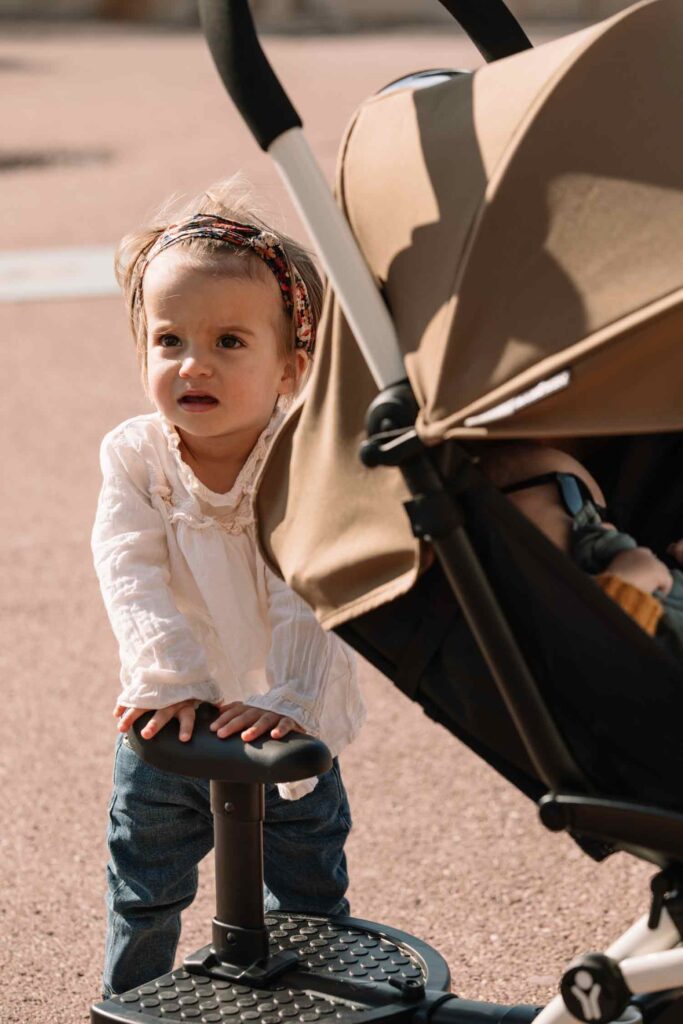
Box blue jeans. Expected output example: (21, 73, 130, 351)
(103, 734, 352, 998)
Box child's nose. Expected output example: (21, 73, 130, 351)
(179, 354, 212, 377)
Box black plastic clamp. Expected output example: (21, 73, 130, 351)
(560, 953, 631, 1024)
(404, 492, 463, 541)
(413, 991, 460, 1024)
(360, 381, 422, 468)
(185, 945, 299, 985)
(365, 379, 418, 434)
(388, 976, 426, 1002)
(360, 428, 425, 468)
(649, 868, 683, 938)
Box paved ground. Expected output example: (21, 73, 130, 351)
(0, 17, 652, 1024)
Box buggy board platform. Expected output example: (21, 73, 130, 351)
(91, 912, 454, 1024)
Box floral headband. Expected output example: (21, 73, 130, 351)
(135, 213, 315, 356)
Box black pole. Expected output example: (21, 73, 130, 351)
(436, 0, 532, 61)
(198, 0, 302, 151)
(398, 449, 583, 794)
(360, 386, 584, 796)
(210, 780, 269, 964)
(197, 0, 532, 156)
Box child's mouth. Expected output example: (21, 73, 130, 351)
(178, 393, 219, 411)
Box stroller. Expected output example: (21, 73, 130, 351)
(92, 1, 683, 1023)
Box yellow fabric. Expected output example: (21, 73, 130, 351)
(595, 573, 664, 636)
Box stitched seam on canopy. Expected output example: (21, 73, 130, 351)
(420, 283, 683, 435)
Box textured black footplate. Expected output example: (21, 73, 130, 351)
(91, 912, 450, 1024)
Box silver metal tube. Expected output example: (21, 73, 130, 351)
(620, 947, 683, 995)
(607, 911, 679, 960)
(269, 127, 406, 390)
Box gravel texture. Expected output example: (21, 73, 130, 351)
(0, 19, 652, 1024)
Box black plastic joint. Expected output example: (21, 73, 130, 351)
(648, 868, 683, 937)
(404, 492, 462, 541)
(560, 954, 631, 1024)
(360, 429, 424, 468)
(212, 917, 269, 963)
(538, 795, 568, 833)
(413, 992, 460, 1024)
(198, 0, 302, 151)
(388, 977, 426, 1002)
(365, 380, 418, 436)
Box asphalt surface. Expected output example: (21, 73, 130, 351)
(1, 18, 652, 1024)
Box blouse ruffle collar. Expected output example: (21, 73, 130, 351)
(160, 406, 285, 510)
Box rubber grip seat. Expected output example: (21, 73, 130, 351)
(128, 702, 332, 782)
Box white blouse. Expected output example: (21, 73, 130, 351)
(91, 410, 365, 798)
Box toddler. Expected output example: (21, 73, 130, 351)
(92, 181, 365, 998)
(478, 441, 683, 657)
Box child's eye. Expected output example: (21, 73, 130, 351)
(158, 334, 181, 348)
(217, 335, 245, 350)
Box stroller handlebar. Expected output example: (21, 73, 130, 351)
(198, 0, 301, 151)
(197, 0, 532, 153)
(437, 0, 532, 60)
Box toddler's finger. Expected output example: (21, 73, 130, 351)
(213, 700, 240, 714)
(241, 713, 277, 742)
(270, 717, 295, 739)
(657, 567, 674, 596)
(210, 703, 244, 731)
(117, 707, 144, 732)
(178, 705, 196, 742)
(141, 707, 172, 739)
(216, 710, 257, 739)
(668, 540, 683, 564)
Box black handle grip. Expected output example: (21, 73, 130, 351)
(438, 0, 532, 61)
(198, 0, 302, 151)
(198, 1, 530, 154)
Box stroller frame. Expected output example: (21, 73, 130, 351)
(91, 3, 683, 1023)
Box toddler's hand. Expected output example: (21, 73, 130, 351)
(608, 547, 673, 596)
(210, 701, 304, 742)
(114, 699, 201, 742)
(667, 539, 683, 564)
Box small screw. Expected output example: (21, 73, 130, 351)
(224, 802, 234, 813)
(226, 932, 236, 944)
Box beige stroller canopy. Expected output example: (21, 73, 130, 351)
(257, 0, 683, 627)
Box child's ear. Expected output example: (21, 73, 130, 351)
(278, 350, 309, 395)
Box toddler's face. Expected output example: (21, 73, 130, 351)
(143, 250, 299, 444)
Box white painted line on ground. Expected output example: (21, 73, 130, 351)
(0, 246, 118, 302)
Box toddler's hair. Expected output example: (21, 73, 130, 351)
(115, 177, 324, 382)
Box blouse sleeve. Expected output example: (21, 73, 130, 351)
(245, 562, 359, 738)
(91, 431, 222, 709)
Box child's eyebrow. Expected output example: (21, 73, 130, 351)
(149, 322, 257, 337)
(215, 324, 257, 336)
